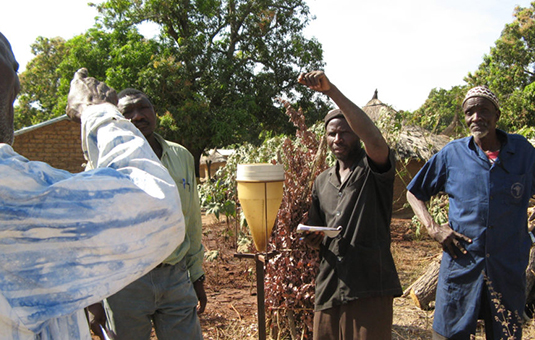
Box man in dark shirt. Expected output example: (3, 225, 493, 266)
(298, 71, 402, 340)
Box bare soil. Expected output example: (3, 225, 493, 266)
(199, 216, 441, 339)
(94, 215, 535, 339)
(199, 215, 535, 340)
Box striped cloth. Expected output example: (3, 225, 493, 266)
(0, 104, 185, 340)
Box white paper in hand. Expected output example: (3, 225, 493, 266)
(296, 224, 342, 238)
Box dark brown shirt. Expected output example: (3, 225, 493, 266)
(308, 148, 402, 311)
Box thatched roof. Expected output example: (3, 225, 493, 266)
(362, 89, 386, 122)
(395, 125, 451, 161)
(362, 91, 450, 161)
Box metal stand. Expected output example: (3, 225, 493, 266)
(234, 252, 269, 340)
(256, 254, 267, 340)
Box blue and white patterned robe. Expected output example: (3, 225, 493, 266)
(0, 103, 185, 339)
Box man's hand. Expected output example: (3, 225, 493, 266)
(298, 70, 331, 93)
(429, 222, 472, 259)
(406, 191, 471, 259)
(301, 231, 324, 250)
(193, 279, 207, 314)
(66, 68, 118, 123)
(85, 303, 107, 340)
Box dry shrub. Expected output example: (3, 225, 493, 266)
(264, 101, 329, 339)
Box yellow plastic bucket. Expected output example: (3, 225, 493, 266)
(237, 164, 284, 252)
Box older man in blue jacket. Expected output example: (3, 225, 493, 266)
(407, 86, 535, 339)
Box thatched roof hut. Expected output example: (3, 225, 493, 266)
(363, 89, 384, 122)
(362, 91, 451, 216)
(362, 90, 451, 162)
(395, 125, 451, 161)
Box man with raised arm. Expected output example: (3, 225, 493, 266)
(298, 71, 402, 340)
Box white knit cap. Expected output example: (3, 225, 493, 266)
(462, 86, 500, 110)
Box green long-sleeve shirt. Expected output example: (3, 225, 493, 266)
(155, 133, 205, 281)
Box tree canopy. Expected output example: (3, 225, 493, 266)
(92, 0, 328, 172)
(465, 3, 535, 134)
(15, 37, 68, 128)
(15, 0, 328, 175)
(15, 27, 162, 129)
(408, 86, 468, 137)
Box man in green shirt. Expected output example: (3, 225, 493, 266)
(89, 88, 206, 340)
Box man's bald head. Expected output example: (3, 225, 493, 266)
(0, 32, 20, 145)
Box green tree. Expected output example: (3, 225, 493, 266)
(408, 85, 468, 137)
(14, 27, 162, 130)
(465, 3, 535, 133)
(57, 27, 162, 97)
(14, 37, 68, 129)
(93, 0, 327, 175)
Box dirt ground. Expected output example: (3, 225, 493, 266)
(198, 215, 535, 340)
(93, 215, 535, 339)
(198, 216, 445, 340)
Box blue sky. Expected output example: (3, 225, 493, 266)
(1, 0, 532, 111)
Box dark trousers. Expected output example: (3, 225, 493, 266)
(313, 296, 394, 340)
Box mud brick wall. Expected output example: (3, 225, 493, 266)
(13, 118, 85, 173)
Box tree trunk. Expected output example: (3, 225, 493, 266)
(403, 253, 442, 310)
(190, 147, 203, 179)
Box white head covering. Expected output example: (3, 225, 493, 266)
(462, 86, 500, 110)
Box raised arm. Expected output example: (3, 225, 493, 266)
(66, 68, 118, 123)
(298, 71, 389, 167)
(0, 69, 185, 333)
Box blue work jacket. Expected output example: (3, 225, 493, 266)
(407, 130, 535, 338)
